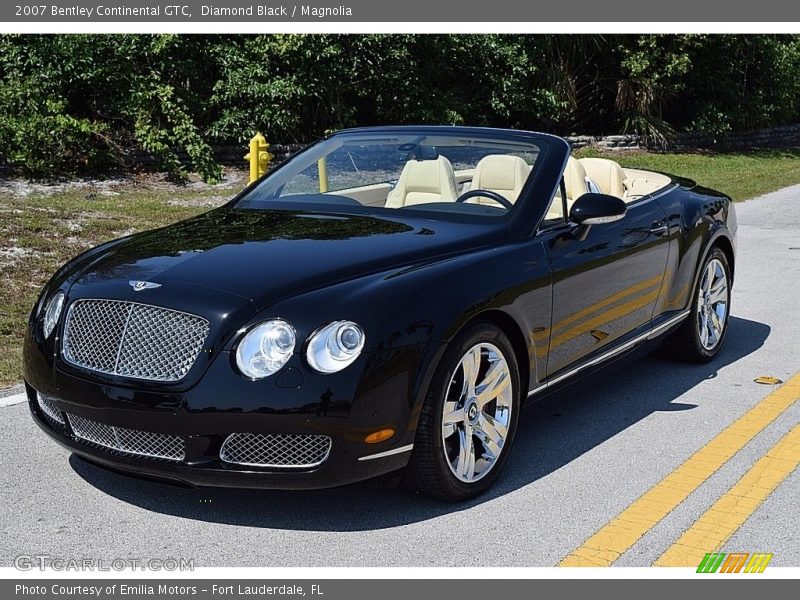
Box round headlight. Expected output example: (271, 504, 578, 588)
(235, 320, 296, 379)
(42, 291, 65, 339)
(306, 321, 365, 374)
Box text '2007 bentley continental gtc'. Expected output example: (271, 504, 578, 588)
(24, 126, 736, 500)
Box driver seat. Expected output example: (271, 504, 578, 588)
(468, 154, 531, 205)
(385, 157, 458, 208)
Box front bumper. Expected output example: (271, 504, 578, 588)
(27, 381, 414, 490)
(22, 315, 428, 489)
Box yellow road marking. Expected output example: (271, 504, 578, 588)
(655, 424, 800, 567)
(559, 372, 800, 567)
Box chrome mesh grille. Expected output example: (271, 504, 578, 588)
(62, 299, 210, 382)
(67, 413, 185, 461)
(37, 393, 65, 425)
(220, 433, 332, 468)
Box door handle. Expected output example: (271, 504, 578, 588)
(650, 221, 669, 236)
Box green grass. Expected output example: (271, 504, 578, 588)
(575, 148, 800, 201)
(2, 148, 800, 387)
(0, 179, 239, 387)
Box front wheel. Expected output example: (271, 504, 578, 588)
(405, 322, 521, 501)
(663, 247, 731, 363)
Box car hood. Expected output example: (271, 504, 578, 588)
(68, 207, 499, 310)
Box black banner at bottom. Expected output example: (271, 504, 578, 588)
(4, 579, 797, 600)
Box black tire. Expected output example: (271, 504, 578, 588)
(404, 321, 521, 501)
(663, 247, 731, 363)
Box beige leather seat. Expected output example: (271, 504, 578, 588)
(468, 154, 531, 204)
(385, 156, 458, 208)
(578, 157, 626, 198)
(563, 157, 589, 208)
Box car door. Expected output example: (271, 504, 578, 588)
(539, 191, 671, 376)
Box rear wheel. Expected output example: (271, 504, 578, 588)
(664, 247, 731, 363)
(405, 322, 521, 501)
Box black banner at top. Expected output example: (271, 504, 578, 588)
(3, 0, 800, 22)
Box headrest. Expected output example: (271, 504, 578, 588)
(473, 154, 531, 193)
(402, 156, 456, 194)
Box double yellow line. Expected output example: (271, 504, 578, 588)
(560, 373, 800, 567)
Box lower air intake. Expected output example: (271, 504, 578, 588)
(67, 413, 185, 462)
(220, 433, 332, 468)
(37, 393, 65, 425)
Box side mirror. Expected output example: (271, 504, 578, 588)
(569, 193, 627, 225)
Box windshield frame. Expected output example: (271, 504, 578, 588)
(229, 126, 570, 230)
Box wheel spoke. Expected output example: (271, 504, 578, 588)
(442, 401, 465, 428)
(709, 279, 727, 304)
(478, 433, 501, 462)
(477, 413, 506, 459)
(461, 347, 481, 396)
(455, 426, 476, 481)
(475, 360, 509, 407)
(709, 310, 723, 336)
(699, 313, 709, 346)
(480, 411, 508, 442)
(706, 319, 718, 347)
(702, 265, 713, 293)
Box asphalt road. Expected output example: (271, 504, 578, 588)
(1, 186, 798, 568)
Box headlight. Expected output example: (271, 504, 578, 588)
(235, 320, 296, 379)
(306, 321, 365, 374)
(42, 291, 65, 339)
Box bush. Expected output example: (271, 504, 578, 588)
(1, 34, 799, 182)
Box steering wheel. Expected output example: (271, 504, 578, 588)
(455, 189, 514, 210)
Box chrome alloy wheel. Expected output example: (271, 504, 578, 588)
(441, 342, 513, 483)
(697, 257, 729, 350)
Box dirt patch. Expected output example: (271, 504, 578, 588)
(0, 168, 248, 200)
(0, 246, 46, 270)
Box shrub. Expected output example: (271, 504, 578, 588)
(1, 34, 799, 181)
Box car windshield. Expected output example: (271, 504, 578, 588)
(234, 130, 548, 220)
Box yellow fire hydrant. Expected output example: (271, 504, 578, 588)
(244, 132, 272, 183)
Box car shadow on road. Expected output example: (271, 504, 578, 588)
(70, 316, 770, 531)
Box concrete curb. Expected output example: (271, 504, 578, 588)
(0, 383, 25, 407)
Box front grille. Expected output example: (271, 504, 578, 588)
(220, 433, 332, 468)
(37, 393, 65, 425)
(62, 299, 210, 382)
(67, 413, 185, 461)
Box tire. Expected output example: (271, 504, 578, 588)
(404, 321, 521, 501)
(663, 247, 732, 363)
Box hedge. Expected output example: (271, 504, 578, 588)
(1, 34, 799, 182)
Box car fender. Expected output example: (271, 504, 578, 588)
(250, 239, 551, 429)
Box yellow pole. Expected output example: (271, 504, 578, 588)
(317, 157, 329, 193)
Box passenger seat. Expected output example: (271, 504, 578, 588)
(563, 157, 589, 209)
(385, 156, 458, 208)
(578, 157, 626, 199)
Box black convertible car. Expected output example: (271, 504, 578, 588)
(23, 126, 736, 500)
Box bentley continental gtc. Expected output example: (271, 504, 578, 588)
(23, 126, 736, 500)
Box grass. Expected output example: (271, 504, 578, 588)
(0, 173, 243, 388)
(575, 147, 800, 201)
(2, 148, 800, 387)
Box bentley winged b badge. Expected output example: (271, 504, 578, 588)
(129, 280, 162, 291)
